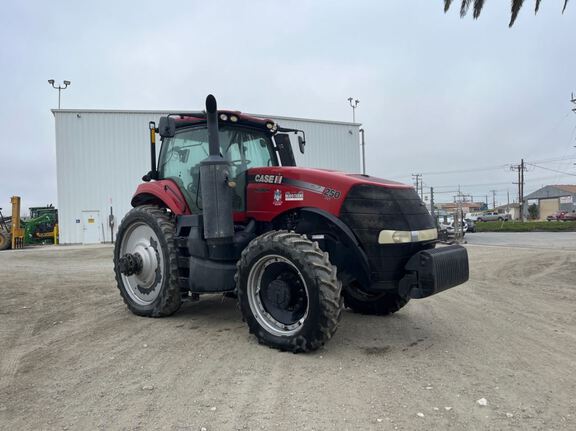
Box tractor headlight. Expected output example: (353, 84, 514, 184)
(220, 114, 228, 121)
(230, 115, 238, 122)
(378, 228, 438, 244)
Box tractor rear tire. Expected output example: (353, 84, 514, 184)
(343, 282, 409, 316)
(113, 205, 181, 317)
(0, 230, 10, 250)
(236, 231, 342, 353)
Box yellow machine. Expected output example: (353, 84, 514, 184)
(0, 196, 59, 250)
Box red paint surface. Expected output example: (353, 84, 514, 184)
(132, 180, 190, 215)
(246, 167, 411, 222)
(132, 167, 411, 221)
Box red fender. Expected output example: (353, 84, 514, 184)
(131, 180, 191, 215)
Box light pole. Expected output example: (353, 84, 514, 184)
(359, 128, 366, 175)
(347, 97, 359, 123)
(48, 79, 71, 109)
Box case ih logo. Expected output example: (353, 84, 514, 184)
(254, 174, 283, 184)
(273, 189, 283, 206)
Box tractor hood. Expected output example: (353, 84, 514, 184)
(248, 166, 412, 191)
(245, 166, 415, 222)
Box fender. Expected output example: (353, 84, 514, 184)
(131, 180, 190, 215)
(276, 207, 372, 288)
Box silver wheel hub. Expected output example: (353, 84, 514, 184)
(119, 222, 164, 305)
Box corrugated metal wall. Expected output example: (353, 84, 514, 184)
(54, 110, 360, 244)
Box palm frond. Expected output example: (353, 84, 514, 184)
(535, 0, 542, 13)
(473, 0, 486, 18)
(444, 0, 569, 26)
(460, 0, 473, 17)
(509, 0, 526, 27)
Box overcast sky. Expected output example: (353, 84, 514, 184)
(1, 0, 575, 214)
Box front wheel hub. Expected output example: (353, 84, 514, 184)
(117, 222, 164, 305)
(118, 252, 143, 276)
(247, 255, 309, 336)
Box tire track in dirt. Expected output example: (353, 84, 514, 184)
(0, 321, 34, 390)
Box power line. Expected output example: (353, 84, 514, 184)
(526, 163, 576, 176)
(424, 171, 576, 190)
(412, 156, 576, 177)
(420, 164, 509, 176)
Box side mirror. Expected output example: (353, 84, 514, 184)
(298, 136, 306, 154)
(158, 116, 176, 138)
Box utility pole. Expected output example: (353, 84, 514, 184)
(453, 188, 464, 242)
(511, 160, 527, 222)
(485, 195, 488, 208)
(573, 94, 576, 165)
(412, 174, 422, 199)
(430, 187, 435, 220)
(490, 189, 497, 210)
(420, 179, 424, 200)
(520, 158, 525, 221)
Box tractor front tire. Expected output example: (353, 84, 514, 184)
(0, 230, 10, 250)
(113, 205, 181, 317)
(236, 231, 342, 353)
(343, 282, 409, 316)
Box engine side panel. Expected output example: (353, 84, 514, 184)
(245, 167, 411, 222)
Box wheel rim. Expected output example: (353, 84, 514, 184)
(246, 254, 309, 337)
(119, 222, 164, 305)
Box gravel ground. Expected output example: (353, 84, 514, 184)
(0, 240, 575, 430)
(465, 231, 576, 250)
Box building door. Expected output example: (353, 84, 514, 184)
(82, 211, 101, 244)
(539, 198, 559, 220)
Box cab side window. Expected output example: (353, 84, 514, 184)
(158, 128, 209, 212)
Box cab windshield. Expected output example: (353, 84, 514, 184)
(158, 126, 278, 212)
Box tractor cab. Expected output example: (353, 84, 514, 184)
(152, 112, 304, 214)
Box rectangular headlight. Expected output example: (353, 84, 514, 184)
(378, 228, 438, 244)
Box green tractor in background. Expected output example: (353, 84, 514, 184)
(0, 198, 58, 250)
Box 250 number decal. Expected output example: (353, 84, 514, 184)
(322, 188, 341, 200)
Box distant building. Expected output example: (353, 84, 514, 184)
(523, 185, 576, 220)
(495, 203, 522, 220)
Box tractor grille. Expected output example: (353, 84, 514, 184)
(339, 184, 436, 285)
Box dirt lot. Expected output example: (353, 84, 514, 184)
(1, 240, 575, 430)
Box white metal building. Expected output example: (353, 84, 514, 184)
(53, 109, 361, 244)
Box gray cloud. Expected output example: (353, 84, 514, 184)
(0, 0, 574, 213)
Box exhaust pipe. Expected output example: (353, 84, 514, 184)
(200, 95, 234, 249)
(206, 95, 220, 158)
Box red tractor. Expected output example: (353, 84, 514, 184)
(114, 95, 469, 352)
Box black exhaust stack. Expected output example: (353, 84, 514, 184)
(200, 95, 234, 254)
